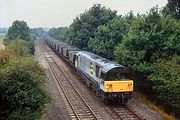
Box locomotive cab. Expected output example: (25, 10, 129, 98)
(100, 66, 133, 103)
(100, 66, 133, 92)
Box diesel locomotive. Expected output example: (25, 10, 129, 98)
(44, 35, 133, 104)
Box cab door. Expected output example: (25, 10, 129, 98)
(100, 72, 105, 91)
(75, 54, 79, 69)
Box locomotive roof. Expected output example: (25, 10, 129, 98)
(78, 51, 127, 73)
(69, 50, 81, 53)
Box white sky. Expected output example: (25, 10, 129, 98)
(0, 0, 167, 28)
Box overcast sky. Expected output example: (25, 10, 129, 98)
(0, 0, 167, 28)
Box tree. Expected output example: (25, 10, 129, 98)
(88, 12, 134, 60)
(4, 20, 31, 45)
(6, 39, 30, 56)
(115, 7, 180, 72)
(67, 4, 117, 50)
(163, 0, 180, 19)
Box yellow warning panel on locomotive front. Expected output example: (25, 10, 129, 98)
(104, 80, 133, 92)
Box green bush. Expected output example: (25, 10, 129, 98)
(6, 39, 30, 56)
(9, 108, 40, 120)
(148, 56, 180, 110)
(0, 57, 50, 119)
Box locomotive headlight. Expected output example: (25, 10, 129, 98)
(106, 84, 112, 89)
(128, 82, 133, 91)
(106, 84, 109, 89)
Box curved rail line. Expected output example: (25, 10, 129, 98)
(39, 40, 100, 120)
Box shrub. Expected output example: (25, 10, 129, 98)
(0, 56, 50, 119)
(148, 56, 180, 111)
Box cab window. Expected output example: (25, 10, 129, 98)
(106, 72, 126, 80)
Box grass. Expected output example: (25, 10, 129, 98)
(134, 92, 175, 120)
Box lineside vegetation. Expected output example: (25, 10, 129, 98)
(0, 20, 50, 119)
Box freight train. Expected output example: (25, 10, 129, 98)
(44, 35, 133, 104)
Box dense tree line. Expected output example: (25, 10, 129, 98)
(31, 27, 44, 37)
(0, 20, 49, 119)
(49, 4, 180, 117)
(48, 27, 68, 41)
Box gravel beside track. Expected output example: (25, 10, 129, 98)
(35, 41, 71, 120)
(127, 97, 164, 120)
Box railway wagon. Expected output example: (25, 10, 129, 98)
(75, 51, 133, 103)
(56, 42, 64, 51)
(63, 47, 79, 58)
(58, 44, 69, 55)
(68, 50, 81, 67)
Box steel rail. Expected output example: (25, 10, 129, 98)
(39, 40, 80, 120)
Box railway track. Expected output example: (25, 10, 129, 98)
(109, 105, 143, 120)
(39, 40, 101, 120)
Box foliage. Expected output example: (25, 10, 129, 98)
(0, 50, 14, 67)
(8, 108, 40, 120)
(67, 4, 117, 50)
(115, 7, 180, 72)
(48, 27, 68, 41)
(0, 57, 50, 119)
(0, 20, 49, 119)
(88, 12, 134, 60)
(31, 28, 44, 37)
(6, 39, 30, 56)
(4, 20, 31, 45)
(148, 56, 180, 111)
(163, 0, 180, 19)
